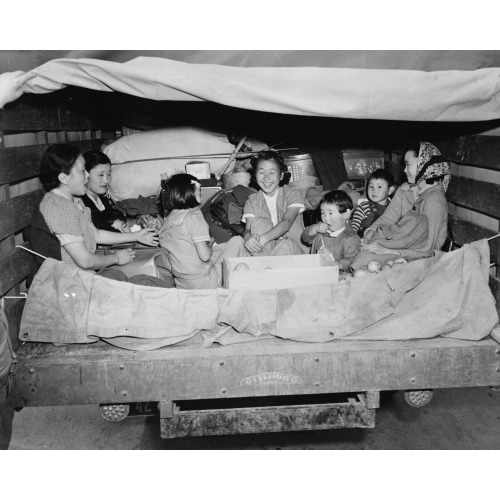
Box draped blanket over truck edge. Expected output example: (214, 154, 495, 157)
(22, 57, 500, 122)
(19, 240, 498, 351)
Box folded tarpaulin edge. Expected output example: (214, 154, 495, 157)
(21, 57, 500, 122)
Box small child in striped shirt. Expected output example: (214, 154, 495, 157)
(350, 169, 395, 237)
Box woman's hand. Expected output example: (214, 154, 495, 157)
(115, 248, 135, 265)
(244, 234, 264, 255)
(361, 242, 395, 255)
(135, 227, 159, 246)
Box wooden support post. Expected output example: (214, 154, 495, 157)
(158, 400, 176, 419)
(364, 391, 380, 409)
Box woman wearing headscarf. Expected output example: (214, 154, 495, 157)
(359, 141, 450, 262)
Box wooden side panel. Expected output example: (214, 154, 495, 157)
(436, 136, 500, 171)
(0, 245, 36, 297)
(447, 176, 500, 219)
(12, 338, 500, 407)
(490, 276, 500, 318)
(0, 89, 121, 132)
(4, 299, 25, 353)
(0, 189, 44, 241)
(0, 139, 110, 185)
(448, 215, 500, 265)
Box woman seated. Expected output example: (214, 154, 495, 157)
(80, 150, 126, 232)
(352, 141, 450, 269)
(39, 144, 158, 271)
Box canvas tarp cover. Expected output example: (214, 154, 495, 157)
(22, 57, 500, 122)
(19, 240, 499, 351)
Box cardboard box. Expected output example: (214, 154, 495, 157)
(223, 254, 339, 290)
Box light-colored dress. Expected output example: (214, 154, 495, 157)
(159, 207, 243, 289)
(40, 190, 97, 269)
(242, 185, 308, 255)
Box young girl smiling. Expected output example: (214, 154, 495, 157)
(242, 151, 308, 256)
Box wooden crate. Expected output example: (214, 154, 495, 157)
(222, 254, 339, 289)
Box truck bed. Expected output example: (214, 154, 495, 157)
(12, 335, 500, 408)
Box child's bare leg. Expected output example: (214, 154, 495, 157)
(212, 236, 246, 265)
(269, 238, 305, 256)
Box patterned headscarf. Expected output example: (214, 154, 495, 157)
(415, 141, 451, 192)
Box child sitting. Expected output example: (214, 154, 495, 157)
(301, 190, 361, 272)
(242, 150, 308, 256)
(159, 173, 244, 289)
(350, 169, 395, 237)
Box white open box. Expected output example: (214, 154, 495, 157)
(223, 254, 339, 290)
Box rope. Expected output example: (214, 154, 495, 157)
(15, 245, 47, 260)
(110, 146, 297, 166)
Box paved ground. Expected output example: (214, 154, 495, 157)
(8, 386, 500, 449)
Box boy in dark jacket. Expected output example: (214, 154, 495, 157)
(301, 190, 361, 272)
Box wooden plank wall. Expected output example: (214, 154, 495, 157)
(0, 91, 119, 349)
(436, 136, 500, 313)
(387, 136, 500, 314)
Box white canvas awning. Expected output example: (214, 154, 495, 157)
(22, 55, 500, 122)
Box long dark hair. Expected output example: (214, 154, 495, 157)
(40, 143, 81, 192)
(162, 173, 200, 212)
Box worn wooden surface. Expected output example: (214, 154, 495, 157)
(436, 135, 500, 171)
(4, 299, 25, 352)
(448, 215, 500, 265)
(160, 399, 375, 438)
(12, 337, 500, 408)
(0, 189, 44, 241)
(0, 140, 106, 185)
(0, 89, 121, 132)
(490, 275, 500, 318)
(447, 175, 500, 219)
(0, 244, 35, 296)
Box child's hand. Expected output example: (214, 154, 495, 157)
(135, 227, 159, 246)
(315, 222, 329, 234)
(208, 237, 215, 248)
(244, 234, 264, 255)
(116, 248, 135, 265)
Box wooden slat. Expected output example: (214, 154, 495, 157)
(0, 139, 108, 186)
(0, 88, 121, 132)
(449, 215, 500, 265)
(0, 245, 36, 296)
(436, 136, 500, 171)
(490, 275, 500, 317)
(4, 298, 25, 353)
(0, 189, 44, 240)
(447, 175, 500, 219)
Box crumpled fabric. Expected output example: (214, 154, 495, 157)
(19, 240, 498, 350)
(22, 57, 500, 122)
